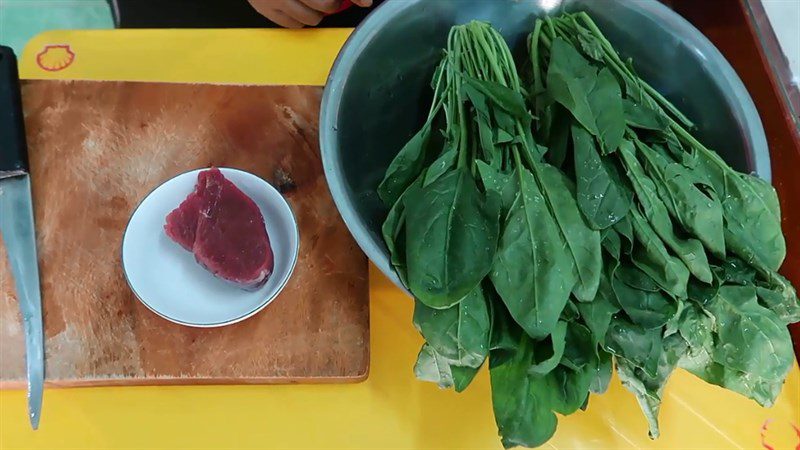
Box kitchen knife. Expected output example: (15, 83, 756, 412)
(0, 45, 44, 430)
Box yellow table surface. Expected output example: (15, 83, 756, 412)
(2, 29, 799, 449)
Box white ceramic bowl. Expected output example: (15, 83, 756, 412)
(122, 168, 299, 327)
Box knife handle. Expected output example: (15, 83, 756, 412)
(0, 46, 29, 175)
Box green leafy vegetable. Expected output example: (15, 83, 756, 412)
(636, 141, 725, 257)
(378, 16, 798, 449)
(572, 125, 632, 229)
(704, 285, 793, 381)
(612, 267, 677, 329)
(529, 321, 568, 375)
(414, 344, 480, 392)
(378, 122, 435, 207)
(605, 316, 663, 378)
(476, 160, 516, 217)
(577, 277, 619, 349)
(546, 37, 599, 135)
(620, 142, 711, 285)
(686, 137, 785, 271)
(413, 284, 491, 368)
(404, 167, 500, 308)
(587, 68, 625, 153)
(491, 167, 575, 339)
(628, 208, 690, 298)
(535, 162, 602, 301)
(490, 339, 558, 449)
(623, 99, 668, 131)
(616, 333, 686, 438)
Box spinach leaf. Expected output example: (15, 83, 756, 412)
(560, 298, 581, 322)
(704, 285, 794, 381)
(723, 232, 799, 322)
(712, 257, 756, 286)
(546, 37, 599, 135)
(605, 316, 663, 378)
(574, 21, 604, 62)
(539, 104, 571, 168)
(495, 128, 515, 145)
(628, 208, 690, 298)
(637, 141, 725, 258)
(413, 284, 491, 368)
(476, 115, 498, 164)
(587, 68, 625, 153)
(378, 122, 434, 206)
(414, 344, 480, 393)
(612, 268, 676, 329)
(451, 365, 481, 392)
(529, 320, 568, 375)
(572, 125, 632, 229)
(695, 152, 785, 271)
(577, 275, 620, 349)
(463, 75, 530, 120)
(683, 358, 783, 407)
(382, 198, 408, 287)
(494, 110, 521, 144)
(546, 364, 594, 416)
(414, 344, 456, 389)
(756, 283, 800, 324)
(617, 333, 687, 438)
(489, 296, 522, 356)
(546, 36, 624, 152)
(561, 322, 595, 370)
(615, 264, 659, 292)
(675, 303, 714, 353)
(677, 303, 785, 407)
(623, 99, 668, 131)
(476, 161, 516, 218)
(620, 142, 710, 285)
(590, 349, 613, 394)
(614, 215, 635, 254)
(489, 340, 558, 449)
(382, 175, 427, 287)
(601, 227, 622, 259)
(687, 278, 719, 305)
(536, 163, 603, 302)
(405, 167, 500, 308)
(663, 298, 687, 338)
(491, 167, 576, 339)
(423, 147, 457, 187)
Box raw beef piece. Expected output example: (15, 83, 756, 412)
(164, 181, 206, 252)
(164, 168, 274, 290)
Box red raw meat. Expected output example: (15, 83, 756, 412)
(164, 168, 274, 290)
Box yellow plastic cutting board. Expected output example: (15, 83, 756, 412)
(1, 29, 798, 449)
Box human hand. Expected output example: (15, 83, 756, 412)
(247, 0, 373, 28)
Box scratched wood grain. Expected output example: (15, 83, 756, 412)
(0, 81, 369, 386)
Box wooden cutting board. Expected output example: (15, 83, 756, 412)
(0, 80, 369, 387)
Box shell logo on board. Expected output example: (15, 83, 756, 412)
(761, 419, 800, 450)
(36, 45, 75, 72)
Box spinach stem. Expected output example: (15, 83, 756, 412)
(491, 29, 521, 90)
(545, 16, 558, 41)
(462, 30, 483, 79)
(474, 27, 506, 85)
(530, 20, 544, 94)
(667, 118, 731, 171)
(454, 35, 469, 169)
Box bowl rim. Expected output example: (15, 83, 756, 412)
(320, 0, 770, 293)
(121, 167, 300, 328)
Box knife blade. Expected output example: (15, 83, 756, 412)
(0, 45, 44, 430)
